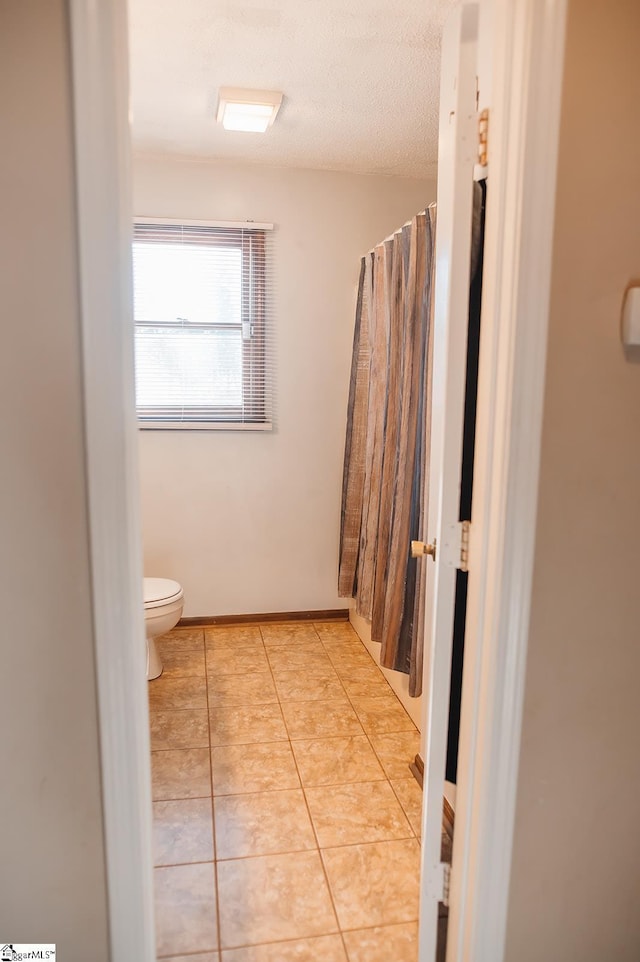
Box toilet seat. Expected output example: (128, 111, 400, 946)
(144, 577, 183, 609)
(142, 577, 185, 681)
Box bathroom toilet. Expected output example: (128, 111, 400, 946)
(144, 577, 184, 680)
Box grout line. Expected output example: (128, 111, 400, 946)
(154, 857, 215, 871)
(269, 621, 349, 959)
(212, 832, 419, 861)
(204, 630, 223, 960)
(212, 783, 320, 799)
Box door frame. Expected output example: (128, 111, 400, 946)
(66, 0, 567, 959)
(68, 1, 155, 959)
(443, 0, 568, 959)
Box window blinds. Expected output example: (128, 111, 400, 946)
(132, 220, 274, 428)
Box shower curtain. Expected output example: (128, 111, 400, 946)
(339, 208, 436, 697)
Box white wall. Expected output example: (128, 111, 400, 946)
(505, 1, 640, 957)
(0, 2, 110, 957)
(134, 156, 435, 616)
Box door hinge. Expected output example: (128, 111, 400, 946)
(442, 862, 451, 908)
(440, 521, 471, 571)
(427, 861, 452, 907)
(460, 519, 470, 572)
(478, 108, 489, 166)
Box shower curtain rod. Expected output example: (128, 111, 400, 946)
(366, 202, 436, 255)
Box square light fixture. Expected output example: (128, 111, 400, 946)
(217, 87, 283, 133)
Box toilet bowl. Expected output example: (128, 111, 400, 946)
(144, 577, 184, 680)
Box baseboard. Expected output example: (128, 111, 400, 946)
(409, 752, 424, 786)
(410, 753, 455, 840)
(179, 609, 350, 627)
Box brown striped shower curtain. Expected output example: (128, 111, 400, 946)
(338, 208, 436, 697)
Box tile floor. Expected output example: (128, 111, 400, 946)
(148, 619, 427, 962)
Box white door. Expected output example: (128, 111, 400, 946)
(418, 4, 479, 959)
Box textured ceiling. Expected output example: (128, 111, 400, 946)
(128, 0, 455, 178)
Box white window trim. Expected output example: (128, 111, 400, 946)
(139, 420, 273, 432)
(135, 216, 274, 231)
(132, 217, 274, 432)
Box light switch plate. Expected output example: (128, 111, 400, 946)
(621, 286, 640, 348)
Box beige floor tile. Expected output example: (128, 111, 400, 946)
(368, 731, 421, 779)
(281, 699, 363, 740)
(149, 710, 210, 751)
(212, 741, 300, 796)
(306, 781, 412, 847)
(291, 735, 385, 787)
(156, 645, 206, 678)
(214, 788, 315, 859)
(154, 862, 218, 957)
(149, 674, 208, 711)
(157, 628, 205, 650)
(205, 626, 264, 649)
(313, 622, 359, 642)
(207, 647, 270, 676)
(217, 851, 338, 948)
(342, 922, 419, 962)
(207, 671, 278, 708)
(266, 646, 333, 673)
(209, 703, 288, 747)
(272, 670, 344, 702)
(322, 838, 421, 930)
(391, 779, 423, 836)
(327, 648, 376, 672)
(153, 798, 214, 866)
(349, 695, 417, 734)
(151, 749, 212, 800)
(221, 935, 347, 962)
(260, 623, 321, 646)
(339, 667, 393, 699)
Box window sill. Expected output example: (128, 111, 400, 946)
(138, 421, 272, 432)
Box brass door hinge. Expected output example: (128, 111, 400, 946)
(478, 108, 489, 167)
(460, 520, 470, 572)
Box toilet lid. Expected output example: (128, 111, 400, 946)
(144, 577, 183, 608)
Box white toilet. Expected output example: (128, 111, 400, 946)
(144, 577, 184, 680)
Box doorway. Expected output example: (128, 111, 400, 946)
(130, 2, 448, 958)
(65, 1, 568, 958)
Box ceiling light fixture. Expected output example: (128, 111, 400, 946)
(217, 87, 283, 133)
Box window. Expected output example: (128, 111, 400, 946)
(132, 220, 272, 428)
